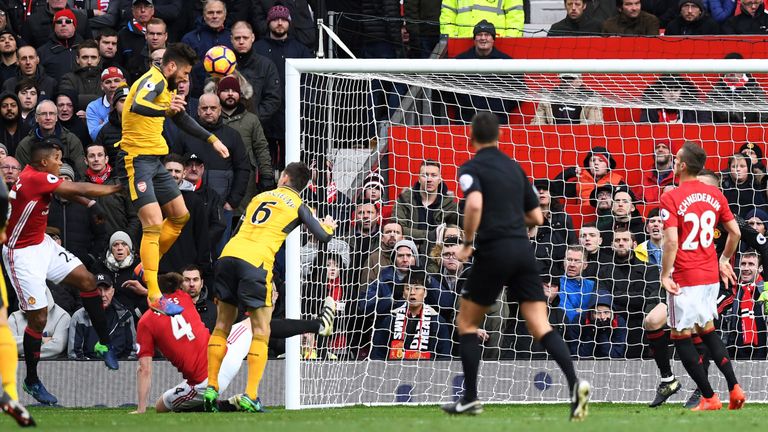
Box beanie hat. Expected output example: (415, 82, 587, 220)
(101, 66, 124, 82)
(217, 75, 241, 94)
(59, 163, 75, 180)
(582, 146, 617, 170)
(392, 239, 419, 261)
(745, 208, 768, 225)
(112, 84, 130, 108)
(110, 230, 133, 251)
(739, 142, 764, 161)
(267, 5, 291, 23)
(53, 9, 77, 27)
(0, 143, 8, 155)
(473, 19, 496, 39)
(678, 0, 705, 11)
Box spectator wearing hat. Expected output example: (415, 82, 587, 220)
(633, 141, 675, 206)
(450, 20, 517, 124)
(548, 0, 603, 36)
(94, 84, 129, 164)
(2, 46, 56, 101)
(708, 53, 768, 123)
(370, 268, 452, 360)
(180, 152, 226, 251)
(253, 3, 313, 170)
(228, 21, 281, 125)
(596, 229, 658, 358)
(253, 0, 317, 50)
(21, 0, 90, 49)
(0, 29, 19, 82)
(91, 230, 147, 323)
(739, 142, 768, 188)
(85, 66, 125, 141)
(356, 172, 391, 221)
(16, 100, 87, 175)
(531, 73, 603, 124)
(48, 161, 110, 269)
(705, 0, 736, 23)
(54, 89, 91, 146)
(722, 0, 768, 33)
(68, 272, 137, 360)
(665, 0, 721, 34)
(214, 74, 276, 214)
(440, 0, 524, 37)
(590, 183, 616, 235)
(601, 0, 660, 35)
(722, 152, 768, 218)
(744, 208, 768, 236)
(577, 291, 627, 358)
(0, 92, 28, 154)
(634, 207, 664, 265)
(85, 141, 141, 244)
(640, 74, 711, 124)
(534, 178, 575, 266)
(181, 0, 233, 97)
(160, 153, 214, 280)
(36, 8, 84, 82)
(117, 0, 156, 82)
(59, 39, 104, 112)
(551, 146, 627, 206)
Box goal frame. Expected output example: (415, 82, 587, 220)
(283, 58, 768, 410)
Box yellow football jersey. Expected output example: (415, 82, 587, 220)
(221, 186, 304, 269)
(120, 65, 172, 156)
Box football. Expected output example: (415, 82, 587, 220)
(203, 45, 237, 77)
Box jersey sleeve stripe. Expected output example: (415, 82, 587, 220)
(8, 200, 38, 248)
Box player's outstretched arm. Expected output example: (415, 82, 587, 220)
(298, 204, 334, 243)
(55, 181, 121, 200)
(132, 356, 153, 414)
(171, 110, 230, 159)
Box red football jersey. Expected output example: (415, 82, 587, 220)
(660, 180, 734, 287)
(5, 166, 63, 249)
(136, 290, 210, 385)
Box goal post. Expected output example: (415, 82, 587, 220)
(284, 58, 768, 410)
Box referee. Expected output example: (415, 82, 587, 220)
(441, 112, 590, 420)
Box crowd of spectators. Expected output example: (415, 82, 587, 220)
(0, 0, 767, 365)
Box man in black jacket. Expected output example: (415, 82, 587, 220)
(230, 20, 280, 125)
(252, 0, 316, 50)
(37, 8, 83, 81)
(597, 229, 660, 358)
(3, 46, 56, 100)
(722, 0, 768, 34)
(181, 264, 216, 332)
(59, 39, 103, 110)
(0, 29, 19, 82)
(548, 0, 602, 36)
(664, 0, 720, 35)
(0, 92, 27, 154)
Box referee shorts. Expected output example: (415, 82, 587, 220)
(121, 153, 180, 209)
(461, 239, 545, 307)
(214, 257, 273, 310)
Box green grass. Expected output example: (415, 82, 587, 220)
(6, 403, 765, 432)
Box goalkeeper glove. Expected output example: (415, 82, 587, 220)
(759, 283, 768, 314)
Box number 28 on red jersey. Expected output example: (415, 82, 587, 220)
(659, 180, 734, 287)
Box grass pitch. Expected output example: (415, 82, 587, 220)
(8, 403, 764, 432)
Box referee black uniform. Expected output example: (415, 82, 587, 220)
(457, 147, 545, 305)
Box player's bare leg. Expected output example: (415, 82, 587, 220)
(0, 306, 35, 426)
(670, 328, 721, 410)
(521, 301, 589, 421)
(643, 303, 681, 407)
(19, 308, 56, 405)
(204, 301, 238, 412)
(62, 265, 119, 370)
(442, 298, 489, 416)
(239, 306, 273, 413)
(693, 322, 744, 410)
(138, 199, 187, 316)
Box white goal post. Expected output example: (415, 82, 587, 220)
(283, 58, 768, 410)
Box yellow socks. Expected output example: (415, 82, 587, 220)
(245, 334, 269, 400)
(140, 224, 162, 301)
(207, 329, 229, 391)
(0, 324, 18, 400)
(159, 213, 190, 255)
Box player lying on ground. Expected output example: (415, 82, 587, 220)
(442, 112, 590, 420)
(133, 273, 336, 413)
(3, 138, 123, 406)
(0, 179, 35, 427)
(646, 168, 765, 408)
(659, 141, 745, 411)
(205, 162, 336, 413)
(120, 43, 229, 316)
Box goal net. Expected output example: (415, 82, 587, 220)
(283, 58, 768, 409)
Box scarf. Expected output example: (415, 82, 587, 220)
(104, 250, 134, 272)
(739, 283, 758, 346)
(326, 277, 347, 350)
(658, 109, 681, 123)
(130, 19, 147, 35)
(388, 305, 435, 360)
(307, 180, 338, 203)
(86, 164, 111, 184)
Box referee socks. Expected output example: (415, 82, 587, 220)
(458, 333, 481, 402)
(540, 330, 578, 390)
